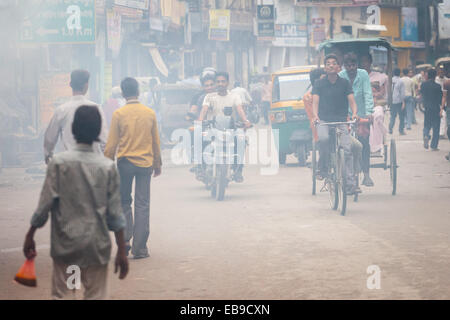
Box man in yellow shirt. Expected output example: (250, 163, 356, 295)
(104, 77, 162, 259)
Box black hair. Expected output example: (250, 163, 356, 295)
(70, 69, 90, 92)
(121, 77, 139, 98)
(393, 68, 401, 76)
(310, 68, 326, 87)
(215, 72, 229, 82)
(343, 52, 358, 65)
(362, 53, 373, 64)
(402, 68, 410, 76)
(324, 54, 340, 66)
(72, 105, 101, 145)
(428, 68, 437, 79)
(234, 81, 241, 88)
(200, 74, 216, 86)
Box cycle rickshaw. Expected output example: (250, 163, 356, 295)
(311, 38, 398, 216)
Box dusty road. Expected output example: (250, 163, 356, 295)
(1, 113, 450, 300)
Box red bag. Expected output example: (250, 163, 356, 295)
(14, 259, 37, 287)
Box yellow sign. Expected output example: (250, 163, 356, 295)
(209, 10, 230, 41)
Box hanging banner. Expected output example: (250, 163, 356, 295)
(38, 73, 72, 127)
(401, 7, 418, 42)
(209, 9, 230, 41)
(438, 0, 450, 40)
(107, 9, 122, 54)
(257, 5, 274, 39)
(114, 0, 149, 10)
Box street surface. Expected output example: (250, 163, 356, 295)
(1, 111, 450, 299)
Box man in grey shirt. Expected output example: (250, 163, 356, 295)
(389, 68, 406, 135)
(23, 106, 128, 300)
(44, 69, 108, 163)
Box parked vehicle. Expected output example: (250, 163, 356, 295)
(270, 66, 316, 166)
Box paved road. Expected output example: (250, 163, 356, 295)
(1, 113, 450, 299)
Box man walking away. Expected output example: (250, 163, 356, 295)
(44, 69, 108, 164)
(23, 105, 128, 300)
(444, 78, 450, 160)
(389, 68, 406, 135)
(104, 77, 162, 259)
(402, 68, 416, 130)
(420, 68, 443, 151)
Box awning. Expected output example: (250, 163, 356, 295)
(149, 48, 169, 77)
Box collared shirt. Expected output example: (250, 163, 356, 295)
(339, 68, 374, 117)
(436, 76, 449, 90)
(30, 144, 126, 267)
(104, 100, 162, 168)
(392, 76, 405, 104)
(44, 95, 108, 160)
(312, 76, 353, 122)
(401, 76, 415, 97)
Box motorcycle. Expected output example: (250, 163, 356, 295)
(204, 107, 247, 201)
(245, 102, 260, 125)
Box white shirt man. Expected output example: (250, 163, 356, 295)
(44, 70, 108, 163)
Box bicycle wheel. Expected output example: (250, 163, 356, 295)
(312, 142, 317, 195)
(390, 139, 397, 196)
(337, 148, 347, 216)
(328, 153, 339, 211)
(353, 172, 359, 202)
(216, 164, 227, 201)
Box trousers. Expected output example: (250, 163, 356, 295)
(117, 157, 153, 256)
(389, 103, 406, 133)
(423, 111, 441, 149)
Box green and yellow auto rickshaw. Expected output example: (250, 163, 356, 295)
(270, 65, 316, 166)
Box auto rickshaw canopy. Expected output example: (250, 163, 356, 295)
(435, 57, 450, 67)
(318, 37, 394, 54)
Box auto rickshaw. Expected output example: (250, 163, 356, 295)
(435, 57, 450, 76)
(153, 83, 202, 139)
(270, 65, 316, 165)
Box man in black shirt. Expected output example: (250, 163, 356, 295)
(420, 68, 444, 150)
(312, 54, 359, 194)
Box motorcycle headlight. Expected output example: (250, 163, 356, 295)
(270, 111, 286, 123)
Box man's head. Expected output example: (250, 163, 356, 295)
(359, 53, 373, 74)
(428, 68, 437, 80)
(215, 72, 229, 94)
(343, 52, 358, 78)
(408, 69, 414, 77)
(309, 68, 326, 88)
(402, 68, 410, 77)
(393, 68, 401, 77)
(201, 74, 216, 94)
(70, 69, 90, 95)
(72, 105, 101, 145)
(121, 77, 139, 99)
(324, 54, 340, 76)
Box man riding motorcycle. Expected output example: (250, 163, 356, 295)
(198, 72, 252, 182)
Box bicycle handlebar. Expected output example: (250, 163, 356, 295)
(315, 120, 357, 126)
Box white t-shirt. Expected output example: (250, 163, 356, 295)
(401, 76, 415, 97)
(202, 91, 242, 120)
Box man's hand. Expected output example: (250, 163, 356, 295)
(23, 232, 36, 260)
(440, 109, 444, 118)
(401, 103, 405, 110)
(351, 113, 359, 121)
(45, 155, 52, 165)
(312, 115, 320, 125)
(114, 252, 129, 280)
(244, 120, 252, 128)
(153, 167, 161, 177)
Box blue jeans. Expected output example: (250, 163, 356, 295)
(423, 111, 441, 149)
(389, 103, 405, 133)
(117, 157, 153, 256)
(404, 96, 415, 129)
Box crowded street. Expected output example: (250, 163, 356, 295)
(1, 0, 450, 304)
(1, 117, 449, 299)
